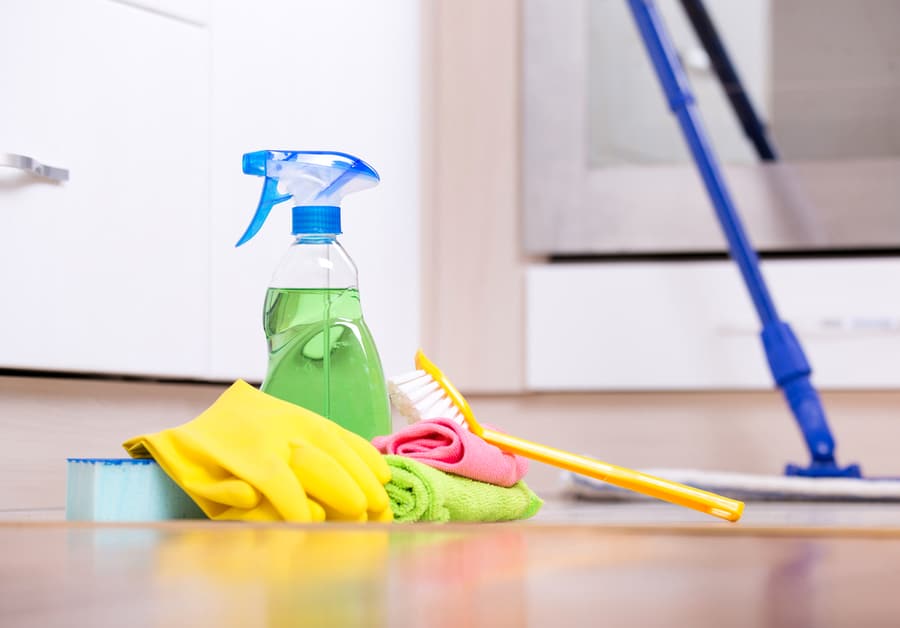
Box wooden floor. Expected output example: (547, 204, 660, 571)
(5, 375, 900, 625)
(4, 509, 900, 627)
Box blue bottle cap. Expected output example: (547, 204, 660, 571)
(292, 205, 342, 235)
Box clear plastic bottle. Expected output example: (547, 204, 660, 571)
(236, 151, 390, 440)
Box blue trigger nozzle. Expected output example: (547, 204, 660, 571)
(236, 150, 379, 247)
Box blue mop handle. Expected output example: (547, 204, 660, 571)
(626, 0, 852, 474)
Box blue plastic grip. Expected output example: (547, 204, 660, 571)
(761, 321, 810, 384)
(762, 322, 831, 461)
(781, 378, 835, 461)
(760, 323, 860, 476)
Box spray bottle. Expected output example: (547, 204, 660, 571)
(237, 150, 390, 441)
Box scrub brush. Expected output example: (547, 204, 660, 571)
(389, 350, 745, 522)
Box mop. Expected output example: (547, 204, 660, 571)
(565, 0, 900, 502)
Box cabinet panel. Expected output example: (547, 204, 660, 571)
(0, 0, 210, 377)
(527, 259, 900, 390)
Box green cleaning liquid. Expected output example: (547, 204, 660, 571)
(260, 287, 390, 441)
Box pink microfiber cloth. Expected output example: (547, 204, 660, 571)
(372, 418, 528, 487)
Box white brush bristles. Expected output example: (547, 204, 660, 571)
(387, 371, 469, 429)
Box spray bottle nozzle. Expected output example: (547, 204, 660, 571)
(241, 151, 269, 177)
(236, 150, 380, 247)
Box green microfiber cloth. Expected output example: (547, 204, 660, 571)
(384, 455, 543, 523)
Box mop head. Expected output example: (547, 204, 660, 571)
(562, 468, 900, 502)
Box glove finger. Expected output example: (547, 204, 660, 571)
(338, 429, 392, 486)
(221, 500, 281, 521)
(320, 502, 369, 522)
(252, 459, 313, 522)
(369, 505, 394, 523)
(310, 430, 389, 514)
(287, 419, 389, 514)
(183, 477, 262, 510)
(289, 441, 367, 518)
(307, 498, 326, 523)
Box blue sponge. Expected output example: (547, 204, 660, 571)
(66, 458, 205, 521)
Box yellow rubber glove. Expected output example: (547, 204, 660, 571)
(123, 380, 392, 523)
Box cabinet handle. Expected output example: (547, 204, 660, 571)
(718, 317, 900, 338)
(1, 152, 69, 182)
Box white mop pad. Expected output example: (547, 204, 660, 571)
(561, 468, 900, 502)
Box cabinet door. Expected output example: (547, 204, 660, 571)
(0, 0, 210, 377)
(527, 259, 900, 390)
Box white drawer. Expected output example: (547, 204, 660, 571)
(526, 259, 900, 390)
(0, 0, 210, 378)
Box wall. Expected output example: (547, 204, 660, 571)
(420, 0, 525, 392)
(772, 0, 900, 160)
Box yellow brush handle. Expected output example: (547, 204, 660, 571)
(482, 429, 744, 522)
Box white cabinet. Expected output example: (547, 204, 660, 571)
(527, 259, 900, 390)
(0, 0, 210, 378)
(0, 1, 421, 382)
